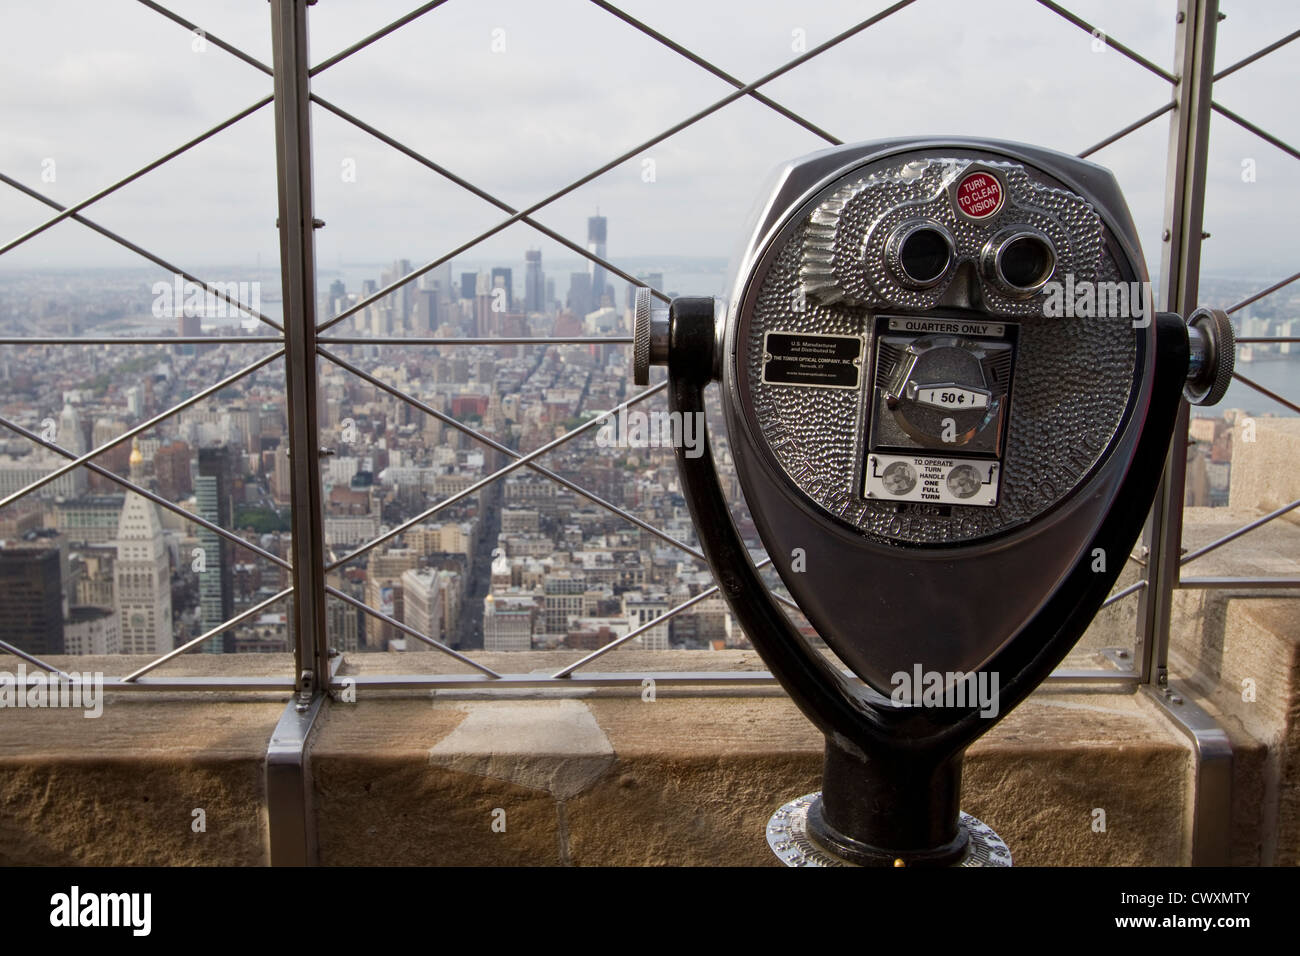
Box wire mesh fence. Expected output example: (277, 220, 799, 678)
(0, 0, 1294, 695)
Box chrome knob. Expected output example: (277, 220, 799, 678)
(632, 286, 670, 385)
(1184, 307, 1235, 406)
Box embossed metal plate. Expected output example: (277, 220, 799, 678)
(739, 153, 1138, 545)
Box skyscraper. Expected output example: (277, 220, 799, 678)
(431, 260, 453, 300)
(380, 258, 413, 332)
(58, 403, 86, 456)
(153, 440, 192, 501)
(0, 547, 65, 656)
(460, 272, 478, 301)
(400, 567, 442, 651)
(626, 272, 665, 309)
(115, 492, 173, 655)
(483, 593, 533, 652)
(474, 272, 493, 337)
(587, 214, 608, 311)
(64, 606, 119, 655)
(54, 494, 125, 546)
(178, 311, 202, 355)
(524, 249, 544, 313)
(567, 272, 592, 316)
(327, 278, 346, 317)
(622, 590, 670, 650)
(490, 267, 513, 312)
(196, 445, 234, 652)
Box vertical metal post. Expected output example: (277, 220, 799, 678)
(1140, 0, 1232, 867)
(266, 693, 325, 865)
(1139, 0, 1219, 684)
(266, 0, 326, 867)
(270, 0, 328, 701)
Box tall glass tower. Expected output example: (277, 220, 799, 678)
(524, 249, 544, 313)
(196, 445, 234, 653)
(587, 214, 607, 313)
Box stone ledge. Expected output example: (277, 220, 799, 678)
(0, 653, 1202, 864)
(0, 697, 280, 866)
(1172, 593, 1299, 866)
(1163, 506, 1300, 867)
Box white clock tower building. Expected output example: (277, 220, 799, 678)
(115, 492, 174, 655)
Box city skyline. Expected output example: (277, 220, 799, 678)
(0, 236, 1292, 660)
(0, 0, 1295, 662)
(0, 216, 762, 658)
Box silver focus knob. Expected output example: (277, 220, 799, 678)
(632, 286, 670, 385)
(1184, 307, 1235, 406)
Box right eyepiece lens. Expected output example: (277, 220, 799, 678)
(998, 235, 1054, 291)
(898, 227, 951, 285)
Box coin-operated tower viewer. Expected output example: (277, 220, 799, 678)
(633, 137, 1235, 866)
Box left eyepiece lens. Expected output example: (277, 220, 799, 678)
(889, 222, 953, 289)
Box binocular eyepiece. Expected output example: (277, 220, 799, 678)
(886, 219, 1058, 298)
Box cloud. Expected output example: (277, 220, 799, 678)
(0, 0, 1296, 280)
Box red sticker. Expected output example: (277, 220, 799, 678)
(955, 171, 1003, 219)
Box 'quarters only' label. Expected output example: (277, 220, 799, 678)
(887, 317, 1006, 337)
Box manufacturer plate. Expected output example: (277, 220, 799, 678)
(865, 453, 1000, 507)
(762, 331, 863, 389)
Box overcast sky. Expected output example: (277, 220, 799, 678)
(1, 0, 1296, 288)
